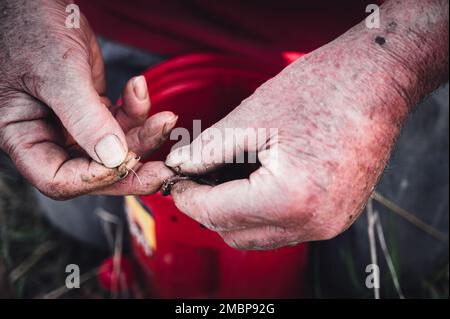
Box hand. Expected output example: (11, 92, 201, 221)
(165, 56, 398, 250)
(0, 0, 175, 199)
(165, 0, 448, 249)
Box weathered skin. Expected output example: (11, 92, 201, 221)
(166, 0, 449, 249)
(0, 0, 176, 199)
(0, 0, 448, 249)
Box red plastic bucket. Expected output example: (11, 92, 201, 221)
(129, 53, 308, 298)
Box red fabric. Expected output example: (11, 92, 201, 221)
(76, 0, 369, 59)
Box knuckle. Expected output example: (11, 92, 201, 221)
(221, 231, 294, 251)
(41, 187, 69, 201)
(200, 208, 221, 231)
(290, 185, 322, 212)
(271, 178, 325, 227)
(38, 179, 74, 201)
(172, 189, 222, 230)
(315, 224, 346, 241)
(0, 129, 18, 157)
(18, 71, 47, 98)
(222, 235, 247, 250)
(39, 187, 68, 201)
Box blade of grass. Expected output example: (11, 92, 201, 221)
(9, 241, 58, 283)
(374, 210, 405, 299)
(367, 199, 380, 299)
(372, 192, 448, 244)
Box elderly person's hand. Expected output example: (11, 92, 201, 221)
(0, 0, 175, 199)
(165, 0, 449, 249)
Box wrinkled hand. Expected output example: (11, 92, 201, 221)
(165, 0, 448, 250)
(165, 58, 401, 249)
(165, 31, 416, 250)
(0, 0, 175, 199)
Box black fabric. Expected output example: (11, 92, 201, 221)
(314, 85, 449, 298)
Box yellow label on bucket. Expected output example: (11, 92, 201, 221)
(125, 196, 156, 256)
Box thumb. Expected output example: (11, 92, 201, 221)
(165, 118, 270, 175)
(38, 73, 128, 168)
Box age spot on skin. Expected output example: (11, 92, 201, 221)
(375, 36, 386, 46)
(387, 21, 397, 32)
(62, 48, 72, 60)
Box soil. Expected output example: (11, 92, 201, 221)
(160, 161, 261, 196)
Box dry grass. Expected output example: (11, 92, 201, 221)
(0, 151, 109, 298)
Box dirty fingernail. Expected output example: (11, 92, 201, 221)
(95, 134, 127, 168)
(133, 75, 148, 101)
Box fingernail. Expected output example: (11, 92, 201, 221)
(133, 75, 148, 101)
(95, 134, 127, 168)
(163, 115, 179, 136)
(165, 145, 190, 167)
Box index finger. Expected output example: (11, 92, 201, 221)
(170, 168, 279, 232)
(3, 118, 136, 200)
